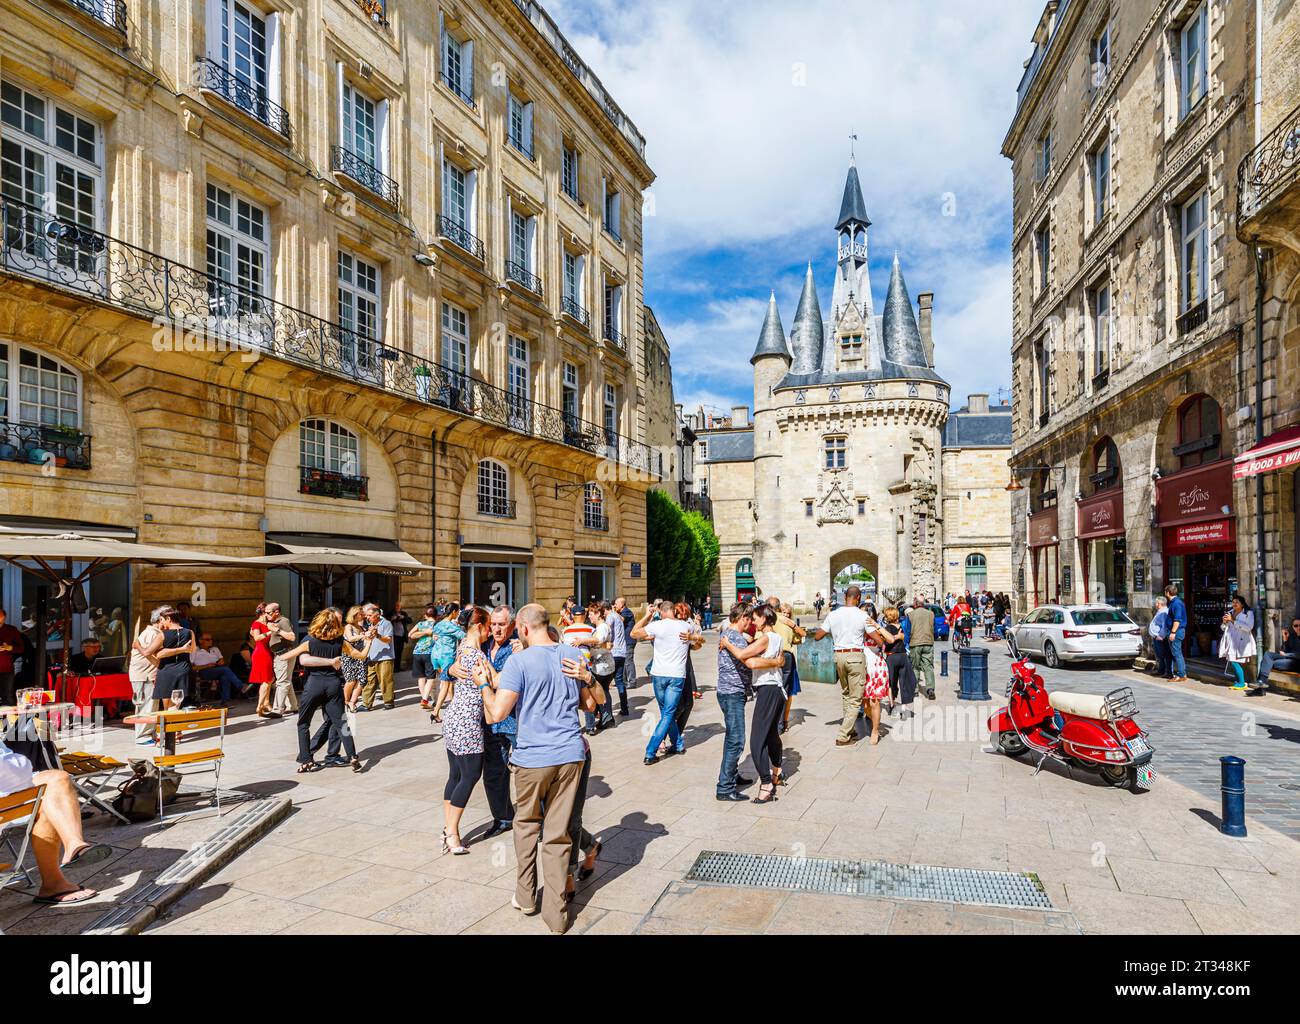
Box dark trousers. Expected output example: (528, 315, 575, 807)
(716, 691, 747, 796)
(887, 651, 917, 705)
(444, 751, 483, 808)
(0, 671, 14, 706)
(393, 636, 407, 669)
(297, 675, 354, 764)
(1152, 638, 1171, 677)
(484, 731, 516, 823)
(750, 685, 784, 785)
(567, 749, 595, 867)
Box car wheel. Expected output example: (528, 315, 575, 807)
(1043, 641, 1061, 669)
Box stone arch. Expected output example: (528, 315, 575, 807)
(1079, 434, 1122, 497)
(828, 548, 880, 599)
(1152, 391, 1225, 478)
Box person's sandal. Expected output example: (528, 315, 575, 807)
(577, 840, 602, 881)
(754, 784, 778, 804)
(33, 887, 97, 906)
(296, 761, 320, 773)
(350, 757, 363, 773)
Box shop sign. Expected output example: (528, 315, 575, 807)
(1132, 559, 1147, 593)
(631, 563, 642, 579)
(1061, 565, 1073, 595)
(1173, 520, 1232, 547)
(1028, 508, 1059, 548)
(1155, 460, 1233, 527)
(1076, 489, 1125, 540)
(1018, 566, 1026, 592)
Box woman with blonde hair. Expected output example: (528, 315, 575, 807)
(282, 609, 362, 774)
(433, 606, 492, 855)
(340, 604, 371, 711)
(879, 605, 918, 719)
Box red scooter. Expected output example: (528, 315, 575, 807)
(989, 638, 1154, 793)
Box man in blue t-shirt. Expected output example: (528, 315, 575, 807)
(479, 604, 603, 935)
(1165, 585, 1189, 682)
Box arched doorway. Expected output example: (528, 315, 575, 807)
(1078, 436, 1127, 607)
(828, 549, 880, 607)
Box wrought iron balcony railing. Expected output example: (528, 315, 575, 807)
(353, 0, 387, 26)
(561, 296, 590, 330)
(1238, 99, 1300, 230)
(195, 59, 293, 140)
(0, 196, 658, 476)
(1176, 300, 1208, 336)
(438, 216, 485, 261)
(507, 134, 534, 161)
(477, 495, 518, 519)
(63, 0, 126, 32)
(441, 72, 476, 110)
(331, 146, 401, 210)
(603, 324, 626, 353)
(505, 260, 542, 296)
(300, 464, 368, 501)
(0, 419, 92, 470)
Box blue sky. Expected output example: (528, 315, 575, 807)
(548, 0, 1045, 415)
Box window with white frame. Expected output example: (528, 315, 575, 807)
(562, 141, 580, 202)
(1033, 220, 1051, 294)
(583, 482, 605, 529)
(1035, 129, 1052, 182)
(1089, 21, 1110, 89)
(205, 0, 281, 119)
(299, 418, 360, 476)
(1179, 190, 1208, 312)
(507, 89, 534, 159)
(338, 250, 382, 374)
(563, 250, 586, 311)
(1178, 4, 1208, 120)
(603, 383, 617, 439)
(562, 362, 579, 427)
(1090, 282, 1111, 380)
(440, 302, 470, 376)
(824, 435, 847, 470)
(507, 335, 530, 424)
(1089, 137, 1110, 226)
(602, 178, 622, 239)
(506, 203, 536, 279)
(477, 459, 511, 517)
(603, 277, 623, 341)
(441, 158, 478, 237)
(0, 343, 80, 428)
(1035, 332, 1053, 419)
(206, 183, 269, 315)
(440, 18, 474, 105)
(1, 81, 101, 272)
(341, 79, 380, 169)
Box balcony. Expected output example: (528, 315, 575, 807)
(1237, 100, 1300, 241)
(602, 323, 626, 353)
(1176, 300, 1208, 336)
(0, 196, 659, 477)
(300, 465, 368, 501)
(62, 0, 126, 33)
(352, 0, 387, 26)
(505, 260, 542, 296)
(478, 495, 518, 519)
(441, 72, 476, 110)
(438, 216, 485, 261)
(195, 59, 292, 140)
(561, 296, 590, 330)
(507, 134, 534, 162)
(0, 419, 92, 470)
(331, 146, 401, 210)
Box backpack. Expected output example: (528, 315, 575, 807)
(111, 759, 183, 822)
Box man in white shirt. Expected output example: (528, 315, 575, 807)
(128, 609, 163, 745)
(632, 600, 703, 764)
(814, 585, 871, 746)
(191, 633, 249, 703)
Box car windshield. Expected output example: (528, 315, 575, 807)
(1072, 609, 1131, 626)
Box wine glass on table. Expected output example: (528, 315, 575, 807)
(170, 688, 185, 710)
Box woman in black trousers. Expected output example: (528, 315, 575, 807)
(743, 606, 788, 804)
(879, 606, 917, 717)
(284, 608, 361, 773)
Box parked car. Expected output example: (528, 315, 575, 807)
(925, 604, 950, 641)
(1008, 604, 1141, 669)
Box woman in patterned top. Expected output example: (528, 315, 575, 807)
(435, 606, 492, 856)
(340, 606, 372, 712)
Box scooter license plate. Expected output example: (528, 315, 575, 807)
(1125, 736, 1150, 756)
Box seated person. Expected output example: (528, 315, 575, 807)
(0, 738, 112, 905)
(230, 642, 253, 683)
(1253, 617, 1300, 696)
(66, 638, 103, 676)
(191, 634, 251, 703)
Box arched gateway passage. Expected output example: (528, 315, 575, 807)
(828, 549, 880, 605)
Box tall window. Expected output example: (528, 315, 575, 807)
(217, 1, 268, 102)
(507, 335, 530, 427)
(1090, 282, 1111, 380)
(1090, 21, 1111, 88)
(300, 418, 360, 476)
(0, 343, 80, 428)
(442, 159, 477, 234)
(1179, 191, 1208, 312)
(603, 278, 623, 340)
(1176, 394, 1222, 469)
(337, 251, 381, 376)
(1090, 139, 1110, 226)
(1033, 221, 1051, 294)
(506, 90, 533, 158)
(562, 362, 579, 427)
(440, 22, 473, 104)
(508, 206, 535, 276)
(824, 436, 847, 470)
(965, 554, 988, 592)
(1035, 333, 1053, 421)
(477, 459, 510, 517)
(603, 180, 622, 240)
(341, 81, 377, 168)
(563, 251, 585, 309)
(1035, 129, 1052, 182)
(206, 183, 268, 316)
(440, 302, 469, 376)
(1, 81, 101, 273)
(1091, 436, 1120, 493)
(603, 383, 617, 440)
(562, 142, 580, 202)
(1178, 4, 1208, 120)
(583, 482, 605, 529)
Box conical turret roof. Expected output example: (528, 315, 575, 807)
(881, 255, 927, 368)
(789, 264, 825, 375)
(835, 163, 872, 232)
(750, 291, 791, 365)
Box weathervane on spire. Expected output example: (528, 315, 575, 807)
(849, 132, 858, 163)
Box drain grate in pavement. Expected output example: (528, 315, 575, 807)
(684, 851, 1053, 910)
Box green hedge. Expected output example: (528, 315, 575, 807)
(646, 490, 720, 602)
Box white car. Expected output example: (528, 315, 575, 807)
(1009, 604, 1142, 669)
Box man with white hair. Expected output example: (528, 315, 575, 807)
(358, 602, 395, 710)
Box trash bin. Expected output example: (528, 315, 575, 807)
(958, 646, 990, 701)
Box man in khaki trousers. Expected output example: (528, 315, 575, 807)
(480, 604, 604, 934)
(814, 585, 872, 746)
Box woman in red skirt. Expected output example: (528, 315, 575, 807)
(248, 603, 281, 718)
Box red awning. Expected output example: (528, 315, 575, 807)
(1234, 425, 1300, 480)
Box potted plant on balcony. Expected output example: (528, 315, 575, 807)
(41, 423, 83, 447)
(414, 363, 432, 403)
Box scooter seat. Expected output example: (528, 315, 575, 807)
(1048, 691, 1108, 720)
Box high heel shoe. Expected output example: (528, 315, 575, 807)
(441, 831, 470, 856)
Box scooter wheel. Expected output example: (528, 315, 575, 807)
(996, 732, 1026, 757)
(1098, 765, 1129, 788)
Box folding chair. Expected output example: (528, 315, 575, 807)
(0, 785, 47, 893)
(56, 751, 131, 825)
(151, 709, 227, 822)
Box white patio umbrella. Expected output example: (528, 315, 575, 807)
(249, 545, 443, 608)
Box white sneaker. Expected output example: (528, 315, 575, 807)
(511, 894, 539, 916)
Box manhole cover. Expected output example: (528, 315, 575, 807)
(685, 851, 1053, 910)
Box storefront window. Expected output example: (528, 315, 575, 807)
(461, 562, 527, 610)
(1176, 395, 1222, 470)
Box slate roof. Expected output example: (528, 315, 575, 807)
(943, 408, 1013, 448)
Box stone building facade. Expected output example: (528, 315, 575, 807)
(1003, 0, 1258, 663)
(693, 163, 1012, 611)
(941, 396, 1014, 597)
(0, 0, 658, 653)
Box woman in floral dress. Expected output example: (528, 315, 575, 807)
(340, 605, 371, 711)
(435, 606, 492, 855)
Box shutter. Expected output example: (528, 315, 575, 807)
(523, 101, 534, 156)
(525, 214, 537, 272)
(376, 98, 390, 175)
(614, 284, 624, 333)
(576, 254, 586, 305)
(504, 193, 513, 264)
(205, 0, 224, 63)
(336, 62, 346, 151)
(462, 40, 474, 97)
(266, 12, 281, 107)
(466, 168, 478, 234)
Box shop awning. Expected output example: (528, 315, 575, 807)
(1233, 425, 1300, 480)
(0, 533, 245, 568)
(0, 516, 135, 539)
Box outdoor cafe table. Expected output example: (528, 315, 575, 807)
(124, 711, 193, 757)
(1, 702, 76, 770)
(58, 673, 133, 719)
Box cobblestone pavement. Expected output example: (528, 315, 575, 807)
(986, 643, 1300, 840)
(4, 634, 1297, 935)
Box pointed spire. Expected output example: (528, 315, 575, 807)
(836, 163, 872, 232)
(881, 254, 927, 368)
(750, 291, 791, 365)
(789, 264, 825, 376)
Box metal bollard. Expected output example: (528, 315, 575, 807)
(940, 650, 949, 677)
(1220, 756, 1247, 838)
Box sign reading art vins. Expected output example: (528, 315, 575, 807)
(1062, 565, 1072, 594)
(1133, 559, 1147, 593)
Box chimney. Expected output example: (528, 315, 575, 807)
(968, 394, 990, 415)
(674, 403, 683, 421)
(731, 405, 750, 429)
(917, 292, 934, 366)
